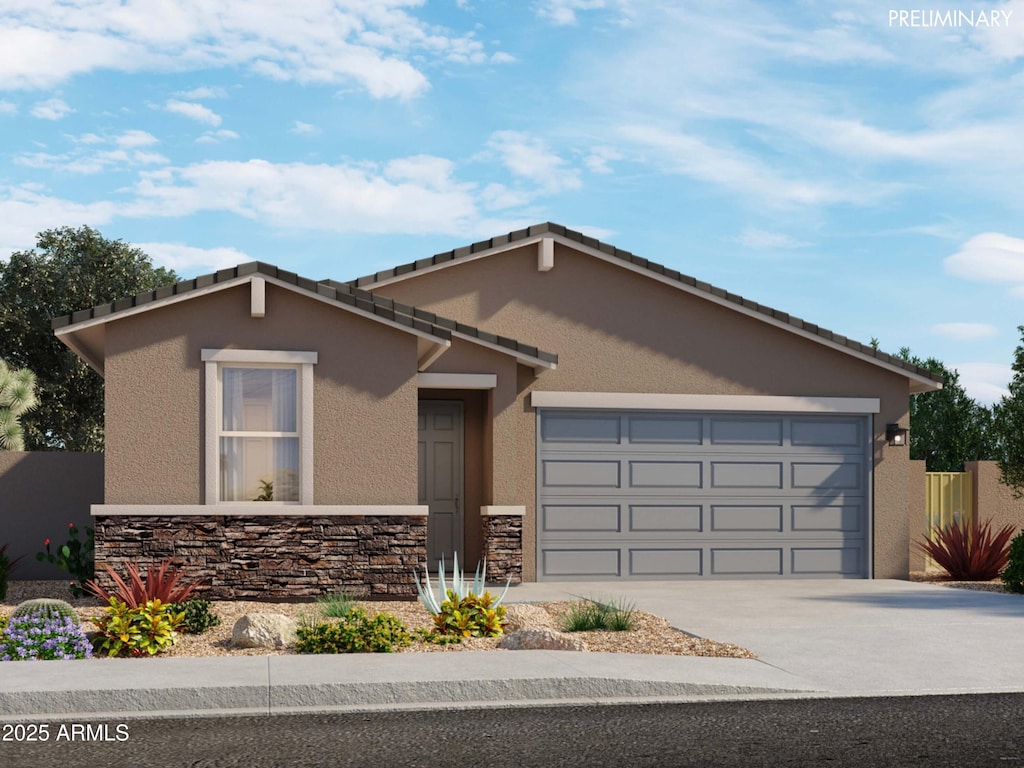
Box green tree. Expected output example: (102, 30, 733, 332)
(898, 348, 996, 472)
(0, 226, 178, 450)
(0, 360, 38, 450)
(992, 326, 1024, 497)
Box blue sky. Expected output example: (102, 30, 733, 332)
(1, 1, 1022, 404)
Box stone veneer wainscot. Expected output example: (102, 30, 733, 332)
(480, 514, 523, 584)
(93, 515, 427, 599)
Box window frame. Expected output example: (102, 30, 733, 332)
(202, 349, 316, 505)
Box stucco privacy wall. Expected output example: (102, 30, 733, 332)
(908, 460, 927, 572)
(376, 241, 914, 580)
(103, 282, 420, 505)
(0, 452, 102, 579)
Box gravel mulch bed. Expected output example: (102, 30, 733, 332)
(1, 581, 755, 659)
(909, 571, 1012, 593)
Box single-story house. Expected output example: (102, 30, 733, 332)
(53, 223, 943, 598)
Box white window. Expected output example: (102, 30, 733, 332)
(202, 350, 316, 505)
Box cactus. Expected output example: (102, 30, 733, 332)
(10, 598, 78, 622)
(0, 360, 38, 451)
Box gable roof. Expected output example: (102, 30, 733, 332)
(348, 222, 944, 394)
(52, 261, 558, 376)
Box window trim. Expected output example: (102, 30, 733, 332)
(202, 349, 317, 505)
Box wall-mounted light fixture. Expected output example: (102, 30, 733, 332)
(886, 423, 909, 447)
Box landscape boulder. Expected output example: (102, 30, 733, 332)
(498, 628, 586, 652)
(503, 604, 557, 633)
(231, 613, 297, 649)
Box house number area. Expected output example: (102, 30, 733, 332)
(2, 722, 130, 742)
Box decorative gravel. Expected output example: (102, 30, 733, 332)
(2, 581, 755, 659)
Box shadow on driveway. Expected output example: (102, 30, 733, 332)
(800, 584, 1024, 618)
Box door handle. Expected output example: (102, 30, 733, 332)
(455, 496, 459, 515)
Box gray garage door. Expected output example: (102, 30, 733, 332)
(537, 410, 869, 580)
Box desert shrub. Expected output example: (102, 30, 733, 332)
(91, 597, 185, 657)
(85, 559, 201, 608)
(915, 517, 1015, 581)
(562, 596, 636, 633)
(168, 598, 221, 634)
(1001, 530, 1024, 593)
(36, 524, 94, 597)
(412, 627, 462, 646)
(10, 598, 77, 623)
(296, 608, 411, 654)
(0, 612, 92, 661)
(432, 590, 507, 638)
(315, 590, 357, 619)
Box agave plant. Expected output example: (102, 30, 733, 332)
(916, 516, 1016, 581)
(0, 360, 38, 451)
(414, 552, 511, 616)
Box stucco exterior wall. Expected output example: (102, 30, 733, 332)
(103, 282, 420, 506)
(967, 461, 1024, 536)
(908, 460, 927, 572)
(379, 242, 915, 580)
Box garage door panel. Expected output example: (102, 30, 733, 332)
(791, 418, 862, 447)
(712, 548, 784, 576)
(542, 504, 621, 533)
(629, 461, 703, 488)
(792, 503, 864, 533)
(629, 504, 703, 532)
(710, 418, 783, 445)
(543, 460, 621, 487)
(629, 548, 703, 576)
(538, 410, 868, 580)
(544, 549, 621, 577)
(711, 505, 783, 532)
(628, 416, 702, 444)
(791, 461, 862, 490)
(542, 414, 621, 443)
(791, 546, 864, 575)
(711, 461, 783, 489)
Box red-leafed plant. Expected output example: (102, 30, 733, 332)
(85, 559, 201, 608)
(916, 517, 1016, 581)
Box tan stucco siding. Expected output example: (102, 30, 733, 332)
(103, 283, 419, 505)
(380, 242, 914, 580)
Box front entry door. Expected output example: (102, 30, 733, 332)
(418, 401, 464, 568)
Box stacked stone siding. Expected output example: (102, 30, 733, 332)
(481, 515, 522, 584)
(93, 515, 427, 599)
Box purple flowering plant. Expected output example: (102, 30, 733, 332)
(0, 611, 92, 661)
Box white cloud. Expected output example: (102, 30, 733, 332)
(535, 0, 620, 26)
(736, 228, 811, 249)
(176, 86, 227, 100)
(490, 51, 517, 64)
(944, 233, 1024, 291)
(583, 146, 622, 174)
(165, 99, 222, 126)
(115, 130, 159, 148)
(930, 322, 999, 341)
(30, 97, 73, 120)
(127, 157, 482, 235)
(134, 242, 250, 273)
(0, 186, 116, 257)
(290, 121, 320, 136)
(953, 362, 1012, 406)
(618, 124, 893, 207)
(0, 2, 487, 100)
(196, 129, 240, 144)
(485, 130, 581, 193)
(0, 100, 15, 115)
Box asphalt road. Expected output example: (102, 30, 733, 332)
(3, 694, 1023, 768)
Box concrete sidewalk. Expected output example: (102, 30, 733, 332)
(2, 579, 1023, 720)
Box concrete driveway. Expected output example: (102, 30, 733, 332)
(504, 579, 1024, 696)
